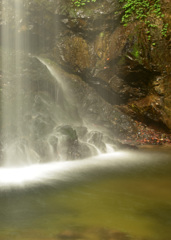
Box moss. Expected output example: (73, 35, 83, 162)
(99, 32, 105, 38)
(131, 43, 142, 63)
(68, 8, 78, 18)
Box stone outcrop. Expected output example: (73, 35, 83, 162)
(53, 0, 171, 131)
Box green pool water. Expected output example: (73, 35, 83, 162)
(0, 151, 170, 240)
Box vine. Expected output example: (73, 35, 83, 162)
(161, 23, 168, 37)
(119, 0, 168, 38)
(72, 0, 168, 38)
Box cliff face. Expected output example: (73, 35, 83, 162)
(54, 0, 171, 131)
(27, 0, 171, 132)
(2, 0, 170, 132)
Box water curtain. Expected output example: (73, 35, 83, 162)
(0, 0, 115, 167)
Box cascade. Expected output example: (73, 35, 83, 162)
(0, 0, 115, 168)
(1, 0, 33, 166)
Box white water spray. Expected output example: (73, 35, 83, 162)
(0, 151, 156, 187)
(1, 0, 31, 166)
(0, 0, 116, 169)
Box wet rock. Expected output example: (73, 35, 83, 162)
(55, 125, 78, 141)
(47, 59, 137, 140)
(88, 131, 106, 152)
(51, 125, 103, 160)
(75, 126, 88, 140)
(50, 0, 171, 131)
(120, 94, 171, 132)
(52, 125, 78, 160)
(119, 119, 171, 147)
(34, 139, 55, 162)
(56, 35, 91, 73)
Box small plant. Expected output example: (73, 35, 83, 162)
(72, 0, 96, 7)
(72, 0, 168, 39)
(119, 0, 168, 39)
(119, 0, 163, 23)
(161, 23, 168, 37)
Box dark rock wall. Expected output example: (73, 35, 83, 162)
(54, 0, 170, 132)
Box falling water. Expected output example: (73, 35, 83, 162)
(0, 0, 116, 168)
(1, 0, 29, 165)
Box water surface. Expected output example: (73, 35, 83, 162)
(0, 151, 171, 240)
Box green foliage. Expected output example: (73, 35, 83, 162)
(133, 48, 140, 58)
(119, 0, 163, 23)
(119, 0, 168, 38)
(72, 0, 96, 7)
(161, 23, 168, 37)
(72, 0, 168, 38)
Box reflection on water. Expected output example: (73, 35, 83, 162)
(0, 150, 171, 240)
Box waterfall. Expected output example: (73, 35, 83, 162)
(1, 0, 31, 166)
(0, 1, 116, 167)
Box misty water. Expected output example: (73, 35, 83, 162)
(0, 1, 171, 240)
